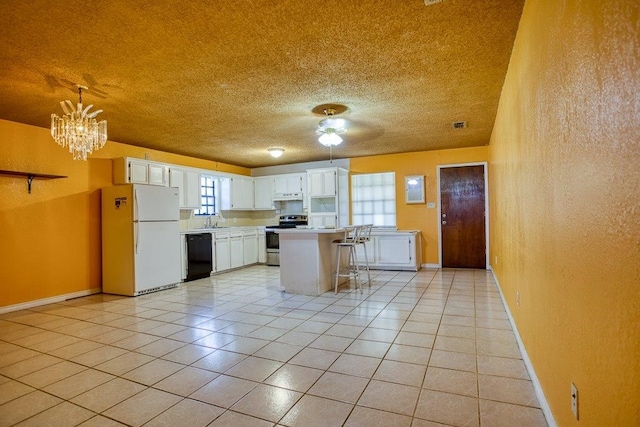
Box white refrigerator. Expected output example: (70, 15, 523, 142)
(102, 184, 181, 296)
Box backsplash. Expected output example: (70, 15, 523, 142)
(179, 209, 280, 230)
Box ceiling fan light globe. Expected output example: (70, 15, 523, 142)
(318, 132, 343, 147)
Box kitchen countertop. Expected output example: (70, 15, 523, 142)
(275, 228, 344, 234)
(275, 227, 420, 234)
(180, 226, 420, 235)
(180, 226, 267, 234)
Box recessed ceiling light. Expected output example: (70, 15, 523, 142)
(268, 148, 284, 158)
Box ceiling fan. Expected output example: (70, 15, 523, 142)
(309, 103, 385, 162)
(316, 107, 347, 147)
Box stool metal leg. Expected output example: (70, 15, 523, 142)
(334, 244, 342, 294)
(361, 242, 371, 287)
(349, 245, 361, 292)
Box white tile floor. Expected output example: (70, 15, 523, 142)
(0, 266, 548, 426)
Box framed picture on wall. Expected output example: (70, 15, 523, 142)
(405, 175, 425, 204)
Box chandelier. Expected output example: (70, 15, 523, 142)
(316, 108, 347, 147)
(51, 85, 107, 160)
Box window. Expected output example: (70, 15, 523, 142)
(194, 175, 216, 215)
(351, 172, 396, 226)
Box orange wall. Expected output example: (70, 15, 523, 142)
(489, 0, 640, 425)
(1, 117, 487, 308)
(0, 119, 249, 308)
(350, 146, 488, 265)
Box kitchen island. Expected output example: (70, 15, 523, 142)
(276, 228, 348, 295)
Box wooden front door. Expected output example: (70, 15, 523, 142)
(440, 165, 486, 268)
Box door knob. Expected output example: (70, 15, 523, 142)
(442, 221, 447, 225)
(442, 213, 447, 218)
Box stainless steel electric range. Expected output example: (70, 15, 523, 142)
(265, 214, 308, 266)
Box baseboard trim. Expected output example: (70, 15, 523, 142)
(422, 263, 441, 269)
(0, 288, 102, 315)
(490, 270, 557, 427)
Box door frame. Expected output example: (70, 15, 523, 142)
(436, 162, 490, 269)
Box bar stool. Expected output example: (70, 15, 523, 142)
(356, 224, 373, 287)
(333, 225, 362, 294)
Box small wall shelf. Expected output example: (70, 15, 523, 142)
(0, 169, 67, 194)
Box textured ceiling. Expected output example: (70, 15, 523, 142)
(0, 0, 524, 168)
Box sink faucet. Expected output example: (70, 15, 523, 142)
(204, 215, 213, 228)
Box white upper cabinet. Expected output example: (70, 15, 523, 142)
(307, 167, 348, 227)
(184, 171, 201, 208)
(308, 169, 336, 196)
(232, 176, 254, 209)
(147, 163, 168, 186)
(113, 158, 169, 187)
(169, 167, 201, 209)
(220, 176, 254, 210)
(273, 173, 304, 195)
(128, 160, 149, 184)
(254, 176, 274, 209)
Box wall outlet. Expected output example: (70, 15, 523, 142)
(516, 291, 520, 306)
(144, 152, 150, 160)
(494, 255, 498, 265)
(571, 383, 579, 419)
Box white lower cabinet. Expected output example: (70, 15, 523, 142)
(354, 231, 422, 271)
(210, 236, 216, 273)
(185, 227, 266, 277)
(355, 238, 376, 266)
(229, 232, 244, 269)
(214, 232, 231, 272)
(243, 230, 258, 265)
(377, 234, 414, 267)
(258, 231, 266, 263)
(180, 235, 188, 281)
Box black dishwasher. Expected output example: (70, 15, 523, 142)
(186, 233, 213, 281)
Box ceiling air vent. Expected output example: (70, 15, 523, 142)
(452, 121, 467, 129)
(424, 0, 444, 5)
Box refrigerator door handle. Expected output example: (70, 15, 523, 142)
(135, 221, 139, 254)
(134, 188, 139, 222)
